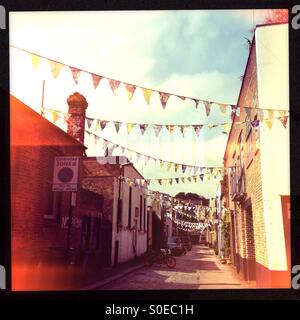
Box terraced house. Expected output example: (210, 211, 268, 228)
(223, 23, 290, 288)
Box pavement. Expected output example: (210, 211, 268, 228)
(84, 244, 255, 290)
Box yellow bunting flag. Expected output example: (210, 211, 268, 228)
(125, 83, 136, 101)
(142, 88, 153, 105)
(49, 60, 64, 79)
(127, 123, 134, 135)
(167, 162, 173, 171)
(174, 164, 179, 172)
(181, 177, 185, 184)
(51, 111, 59, 123)
(160, 160, 164, 169)
(30, 53, 41, 70)
(219, 103, 227, 114)
(265, 110, 275, 129)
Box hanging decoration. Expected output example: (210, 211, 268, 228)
(12, 46, 290, 117)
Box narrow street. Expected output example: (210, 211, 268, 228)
(100, 245, 252, 290)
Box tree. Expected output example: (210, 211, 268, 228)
(264, 9, 288, 24)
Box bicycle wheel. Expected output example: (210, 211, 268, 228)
(166, 256, 176, 268)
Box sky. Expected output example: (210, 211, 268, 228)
(9, 10, 270, 197)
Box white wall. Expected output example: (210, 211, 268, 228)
(111, 164, 148, 264)
(256, 24, 289, 271)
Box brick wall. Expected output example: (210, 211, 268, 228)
(224, 40, 268, 283)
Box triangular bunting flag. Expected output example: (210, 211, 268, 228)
(30, 53, 42, 70)
(204, 101, 212, 117)
(51, 111, 59, 123)
(219, 104, 227, 114)
(182, 165, 187, 173)
(200, 174, 204, 181)
(187, 177, 192, 183)
(167, 162, 173, 171)
(114, 122, 121, 133)
(193, 176, 197, 183)
(169, 179, 173, 186)
(193, 167, 198, 175)
(109, 79, 121, 95)
(265, 110, 275, 129)
(159, 92, 170, 110)
(168, 125, 175, 134)
(174, 164, 179, 172)
(144, 155, 150, 165)
(100, 120, 108, 131)
(152, 125, 161, 137)
(158, 179, 162, 186)
(136, 153, 141, 162)
(139, 124, 147, 135)
(193, 99, 200, 109)
(49, 60, 64, 79)
(160, 160, 164, 169)
(125, 83, 136, 101)
(91, 73, 103, 90)
(181, 177, 185, 184)
(175, 178, 179, 184)
(70, 67, 81, 85)
(86, 118, 93, 130)
(180, 126, 185, 135)
(127, 123, 134, 135)
(279, 114, 289, 128)
(142, 88, 153, 105)
(178, 95, 186, 101)
(193, 125, 203, 137)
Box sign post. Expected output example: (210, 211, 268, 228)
(53, 156, 80, 259)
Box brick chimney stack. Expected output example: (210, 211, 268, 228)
(67, 92, 88, 144)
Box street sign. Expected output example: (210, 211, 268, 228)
(53, 156, 80, 192)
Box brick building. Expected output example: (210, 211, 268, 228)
(10, 94, 86, 290)
(223, 23, 290, 288)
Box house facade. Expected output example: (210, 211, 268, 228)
(10, 95, 86, 290)
(223, 23, 290, 288)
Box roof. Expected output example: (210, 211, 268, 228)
(10, 94, 86, 150)
(83, 156, 146, 180)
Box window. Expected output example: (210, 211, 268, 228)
(143, 197, 146, 231)
(139, 195, 143, 230)
(128, 187, 132, 228)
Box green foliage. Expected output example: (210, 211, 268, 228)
(222, 209, 231, 257)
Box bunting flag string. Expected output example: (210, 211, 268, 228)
(45, 106, 289, 137)
(12, 45, 290, 116)
(85, 128, 229, 174)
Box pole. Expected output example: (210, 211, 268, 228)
(41, 80, 45, 115)
(66, 192, 73, 257)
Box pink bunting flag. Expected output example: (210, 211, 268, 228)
(204, 101, 212, 117)
(125, 83, 136, 101)
(91, 73, 103, 89)
(109, 79, 121, 95)
(279, 111, 289, 128)
(159, 92, 170, 110)
(70, 67, 81, 85)
(193, 125, 203, 137)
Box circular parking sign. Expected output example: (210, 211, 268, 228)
(58, 167, 74, 183)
